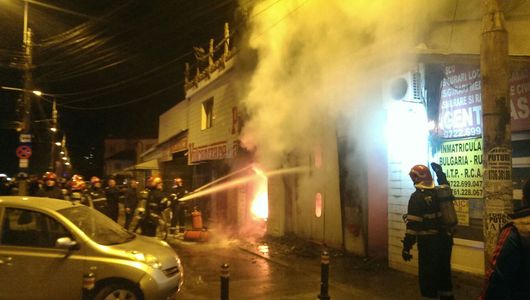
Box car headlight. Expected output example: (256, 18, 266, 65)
(128, 251, 162, 269)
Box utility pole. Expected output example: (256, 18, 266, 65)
(18, 0, 34, 195)
(481, 0, 512, 266)
(49, 99, 58, 172)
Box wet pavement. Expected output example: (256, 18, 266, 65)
(167, 231, 484, 299)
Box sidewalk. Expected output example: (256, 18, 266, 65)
(234, 234, 484, 299)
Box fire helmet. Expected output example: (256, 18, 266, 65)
(90, 176, 101, 185)
(147, 176, 162, 188)
(409, 164, 434, 188)
(72, 174, 83, 182)
(42, 171, 57, 182)
(69, 175, 86, 191)
(70, 180, 86, 191)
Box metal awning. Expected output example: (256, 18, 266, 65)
(124, 159, 159, 171)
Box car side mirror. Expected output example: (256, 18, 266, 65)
(56, 237, 79, 251)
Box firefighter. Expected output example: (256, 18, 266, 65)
(36, 172, 64, 199)
(69, 175, 90, 206)
(123, 179, 139, 230)
(170, 177, 188, 234)
(88, 176, 107, 214)
(140, 176, 169, 237)
(402, 164, 454, 300)
(105, 178, 121, 222)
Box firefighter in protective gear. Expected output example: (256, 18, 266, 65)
(402, 164, 454, 300)
(170, 177, 188, 234)
(69, 175, 90, 206)
(88, 176, 107, 214)
(36, 172, 64, 200)
(140, 176, 169, 237)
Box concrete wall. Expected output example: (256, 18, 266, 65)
(267, 123, 343, 249)
(424, 0, 530, 56)
(159, 101, 188, 143)
(186, 66, 239, 151)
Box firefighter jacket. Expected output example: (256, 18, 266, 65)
(89, 188, 107, 210)
(36, 186, 64, 200)
(403, 187, 443, 249)
(145, 188, 168, 220)
(124, 187, 139, 210)
(481, 206, 530, 300)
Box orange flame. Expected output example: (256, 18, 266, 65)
(251, 166, 269, 220)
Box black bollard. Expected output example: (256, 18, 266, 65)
(317, 250, 331, 300)
(220, 263, 230, 300)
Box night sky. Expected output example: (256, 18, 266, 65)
(0, 0, 240, 177)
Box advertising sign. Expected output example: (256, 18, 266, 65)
(437, 138, 483, 198)
(439, 65, 530, 138)
(454, 199, 469, 226)
(509, 69, 530, 132)
(438, 65, 482, 139)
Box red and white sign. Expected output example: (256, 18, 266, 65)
(16, 145, 32, 159)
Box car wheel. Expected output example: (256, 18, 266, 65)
(94, 283, 142, 300)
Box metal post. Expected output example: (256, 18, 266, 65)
(19, 1, 33, 195)
(220, 263, 229, 300)
(481, 0, 512, 266)
(317, 250, 330, 300)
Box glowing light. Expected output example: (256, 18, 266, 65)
(385, 101, 429, 172)
(55, 142, 62, 146)
(257, 244, 269, 255)
(50, 127, 57, 132)
(315, 192, 322, 217)
(251, 166, 269, 220)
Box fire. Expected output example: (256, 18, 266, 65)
(251, 166, 269, 220)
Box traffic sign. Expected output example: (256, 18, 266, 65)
(19, 159, 28, 168)
(16, 145, 32, 159)
(19, 134, 31, 143)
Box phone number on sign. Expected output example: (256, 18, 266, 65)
(442, 126, 482, 138)
(449, 180, 482, 188)
(453, 188, 482, 197)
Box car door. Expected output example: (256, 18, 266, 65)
(0, 207, 84, 300)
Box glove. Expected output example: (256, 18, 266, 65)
(402, 249, 413, 261)
(401, 234, 416, 262)
(431, 162, 449, 185)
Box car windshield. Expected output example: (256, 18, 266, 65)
(58, 206, 134, 245)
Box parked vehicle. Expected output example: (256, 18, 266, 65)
(0, 196, 183, 300)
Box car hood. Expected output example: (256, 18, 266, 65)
(109, 235, 179, 269)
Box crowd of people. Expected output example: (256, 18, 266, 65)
(0, 172, 189, 237)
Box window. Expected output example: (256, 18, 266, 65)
(201, 98, 214, 130)
(1, 208, 71, 248)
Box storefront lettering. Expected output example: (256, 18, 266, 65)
(189, 142, 228, 163)
(439, 65, 530, 136)
(438, 138, 483, 198)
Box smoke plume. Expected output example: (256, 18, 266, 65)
(237, 0, 441, 169)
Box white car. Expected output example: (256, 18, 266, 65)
(0, 196, 183, 300)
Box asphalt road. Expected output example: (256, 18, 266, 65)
(169, 236, 363, 300)
(168, 232, 483, 300)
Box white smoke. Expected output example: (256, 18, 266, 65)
(237, 0, 443, 169)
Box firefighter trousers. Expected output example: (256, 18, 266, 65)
(417, 232, 454, 300)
